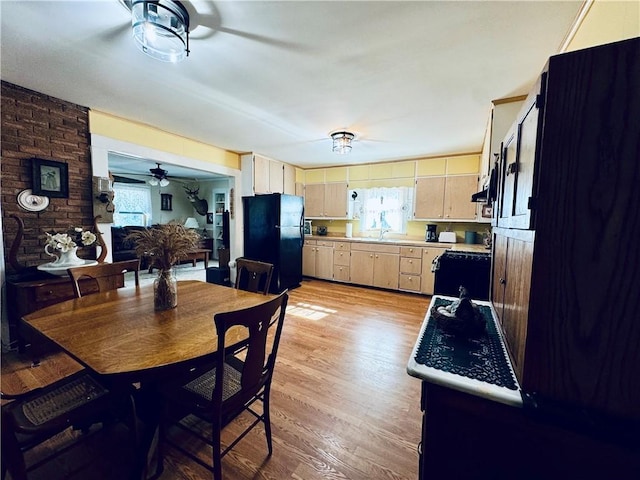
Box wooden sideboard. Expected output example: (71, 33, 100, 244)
(6, 270, 123, 353)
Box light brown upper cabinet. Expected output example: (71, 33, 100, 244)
(414, 174, 478, 220)
(304, 182, 348, 218)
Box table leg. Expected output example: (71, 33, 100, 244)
(131, 387, 164, 480)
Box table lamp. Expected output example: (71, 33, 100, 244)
(184, 217, 199, 229)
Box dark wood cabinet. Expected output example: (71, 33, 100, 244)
(493, 37, 640, 420)
(6, 271, 126, 353)
(416, 38, 640, 480)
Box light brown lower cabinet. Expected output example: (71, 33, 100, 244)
(399, 246, 422, 292)
(333, 242, 350, 283)
(302, 240, 333, 280)
(350, 244, 400, 289)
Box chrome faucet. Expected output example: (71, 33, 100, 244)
(379, 228, 390, 240)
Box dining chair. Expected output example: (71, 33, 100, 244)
(67, 258, 140, 298)
(234, 257, 274, 295)
(160, 291, 289, 480)
(1, 370, 137, 480)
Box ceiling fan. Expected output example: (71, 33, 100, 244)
(149, 163, 170, 186)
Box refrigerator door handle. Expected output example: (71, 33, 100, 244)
(299, 206, 305, 246)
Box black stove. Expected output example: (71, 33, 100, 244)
(433, 250, 491, 300)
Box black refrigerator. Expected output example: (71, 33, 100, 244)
(242, 193, 304, 293)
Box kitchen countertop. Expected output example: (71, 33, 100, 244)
(407, 295, 522, 407)
(304, 235, 491, 253)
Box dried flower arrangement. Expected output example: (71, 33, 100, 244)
(125, 223, 200, 272)
(126, 223, 200, 310)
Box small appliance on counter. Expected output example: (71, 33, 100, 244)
(425, 224, 437, 242)
(303, 220, 312, 235)
(438, 231, 457, 243)
(316, 225, 328, 236)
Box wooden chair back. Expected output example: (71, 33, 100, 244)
(234, 257, 274, 295)
(67, 259, 140, 298)
(161, 291, 288, 479)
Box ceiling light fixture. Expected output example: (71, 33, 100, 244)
(130, 0, 190, 63)
(149, 163, 170, 186)
(331, 131, 355, 155)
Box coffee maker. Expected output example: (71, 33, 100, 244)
(425, 224, 437, 242)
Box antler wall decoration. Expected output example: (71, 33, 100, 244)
(183, 185, 208, 216)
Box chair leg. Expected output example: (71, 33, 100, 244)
(212, 420, 223, 480)
(1, 424, 28, 480)
(263, 390, 273, 456)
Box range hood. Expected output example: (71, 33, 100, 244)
(471, 161, 498, 203)
(471, 188, 488, 203)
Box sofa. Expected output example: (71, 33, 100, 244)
(111, 226, 147, 263)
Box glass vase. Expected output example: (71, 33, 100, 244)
(154, 268, 177, 311)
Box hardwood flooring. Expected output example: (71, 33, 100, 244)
(2, 278, 431, 480)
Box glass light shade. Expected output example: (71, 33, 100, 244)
(148, 177, 159, 186)
(131, 0, 189, 63)
(184, 217, 199, 229)
(331, 131, 354, 154)
(159, 178, 170, 187)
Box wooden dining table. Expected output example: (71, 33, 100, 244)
(21, 280, 275, 479)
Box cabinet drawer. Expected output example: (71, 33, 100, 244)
(334, 242, 351, 251)
(400, 257, 422, 274)
(400, 246, 422, 258)
(33, 283, 78, 304)
(399, 274, 421, 292)
(334, 250, 350, 266)
(334, 265, 350, 282)
(316, 240, 334, 247)
(351, 243, 400, 254)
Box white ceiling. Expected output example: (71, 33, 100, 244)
(1, 1, 584, 171)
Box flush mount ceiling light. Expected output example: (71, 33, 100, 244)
(331, 131, 355, 155)
(149, 163, 170, 186)
(129, 0, 190, 62)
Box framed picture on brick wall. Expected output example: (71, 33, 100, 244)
(31, 158, 69, 198)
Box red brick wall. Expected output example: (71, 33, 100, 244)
(1, 81, 95, 274)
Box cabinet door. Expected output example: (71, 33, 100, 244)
(315, 245, 334, 280)
(414, 177, 445, 219)
(283, 164, 296, 195)
(324, 182, 348, 217)
(491, 234, 508, 322)
(373, 253, 399, 289)
(304, 184, 324, 217)
(269, 160, 284, 194)
(444, 175, 478, 219)
(302, 244, 316, 276)
(350, 250, 374, 286)
(511, 98, 539, 229)
(497, 131, 517, 225)
(253, 155, 270, 194)
(421, 247, 446, 295)
(492, 233, 532, 381)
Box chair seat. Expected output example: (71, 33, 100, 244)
(3, 371, 116, 436)
(2, 370, 137, 479)
(19, 374, 109, 427)
(183, 360, 243, 403)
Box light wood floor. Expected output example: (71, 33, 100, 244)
(2, 278, 431, 480)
